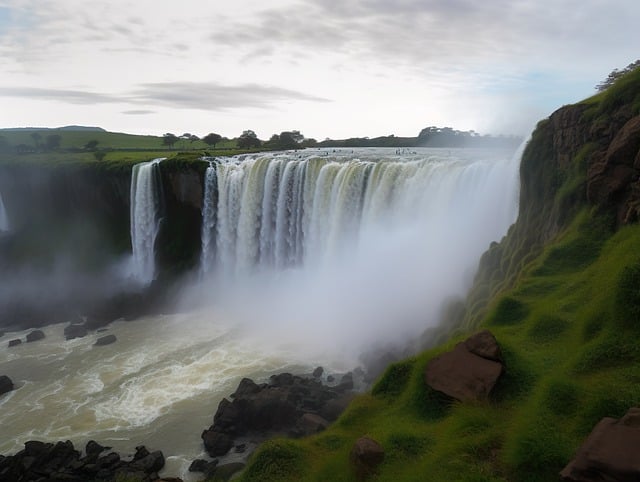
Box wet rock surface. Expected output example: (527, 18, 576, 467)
(0, 440, 165, 482)
(0, 375, 13, 396)
(200, 370, 358, 465)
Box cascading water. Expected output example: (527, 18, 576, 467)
(200, 162, 218, 277)
(0, 190, 9, 232)
(130, 158, 164, 284)
(198, 147, 520, 355)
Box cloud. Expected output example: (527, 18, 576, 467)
(0, 82, 330, 111)
(122, 109, 155, 115)
(0, 87, 118, 104)
(132, 82, 330, 110)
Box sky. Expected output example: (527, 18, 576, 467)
(0, 0, 638, 141)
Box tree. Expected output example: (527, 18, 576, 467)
(162, 133, 179, 149)
(237, 130, 261, 149)
(597, 60, 640, 92)
(44, 134, 61, 151)
(203, 133, 223, 149)
(31, 132, 42, 151)
(93, 151, 106, 161)
(84, 139, 99, 151)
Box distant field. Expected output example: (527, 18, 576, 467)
(0, 128, 237, 151)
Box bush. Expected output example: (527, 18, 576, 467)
(615, 261, 640, 326)
(488, 297, 529, 326)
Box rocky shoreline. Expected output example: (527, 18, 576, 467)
(0, 366, 361, 482)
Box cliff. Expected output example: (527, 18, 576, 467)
(236, 69, 640, 481)
(0, 157, 207, 329)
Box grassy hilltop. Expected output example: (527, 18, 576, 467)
(235, 70, 640, 481)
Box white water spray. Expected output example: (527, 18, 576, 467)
(198, 148, 520, 358)
(130, 158, 164, 284)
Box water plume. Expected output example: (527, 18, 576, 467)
(194, 148, 520, 364)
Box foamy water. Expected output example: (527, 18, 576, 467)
(0, 313, 349, 479)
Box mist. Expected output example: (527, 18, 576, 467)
(178, 147, 521, 367)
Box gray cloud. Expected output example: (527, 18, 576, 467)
(0, 82, 330, 111)
(0, 87, 118, 104)
(122, 109, 155, 115)
(207, 0, 640, 83)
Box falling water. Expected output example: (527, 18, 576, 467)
(197, 147, 520, 354)
(200, 163, 218, 277)
(0, 190, 8, 232)
(201, 149, 519, 277)
(130, 158, 164, 284)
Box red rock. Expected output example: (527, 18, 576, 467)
(350, 436, 384, 480)
(464, 329, 503, 362)
(561, 407, 640, 481)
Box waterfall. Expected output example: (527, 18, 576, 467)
(200, 149, 519, 277)
(200, 163, 218, 277)
(197, 147, 520, 354)
(130, 158, 164, 284)
(0, 190, 8, 232)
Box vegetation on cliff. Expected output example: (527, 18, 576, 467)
(234, 68, 640, 481)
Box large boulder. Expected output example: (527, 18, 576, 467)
(424, 331, 504, 402)
(561, 407, 640, 481)
(201, 371, 356, 458)
(201, 430, 233, 457)
(8, 338, 21, 347)
(0, 375, 14, 396)
(64, 323, 88, 340)
(350, 436, 384, 480)
(26, 330, 45, 343)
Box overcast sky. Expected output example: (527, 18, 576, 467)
(0, 0, 638, 140)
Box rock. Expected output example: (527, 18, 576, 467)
(270, 372, 295, 386)
(337, 372, 354, 391)
(85, 440, 108, 458)
(189, 458, 218, 475)
(235, 443, 246, 453)
(64, 323, 88, 340)
(8, 338, 21, 347)
(232, 377, 261, 398)
(0, 331, 4, 338)
(425, 331, 504, 402)
(561, 407, 640, 481)
(0, 375, 14, 396)
(296, 413, 329, 436)
(313, 366, 324, 378)
(350, 436, 384, 480)
(94, 334, 117, 346)
(154, 478, 184, 482)
(327, 375, 335, 382)
(130, 450, 164, 473)
(202, 430, 233, 457)
(464, 329, 503, 362)
(26, 330, 45, 342)
(320, 392, 357, 422)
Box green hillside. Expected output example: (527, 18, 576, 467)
(235, 69, 640, 481)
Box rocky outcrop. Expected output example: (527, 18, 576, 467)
(587, 115, 640, 223)
(25, 330, 45, 343)
(64, 323, 88, 340)
(0, 375, 13, 396)
(561, 407, 640, 481)
(0, 440, 165, 482)
(94, 334, 117, 346)
(201, 372, 356, 458)
(424, 330, 504, 402)
(350, 436, 385, 480)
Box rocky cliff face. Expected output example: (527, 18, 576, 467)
(0, 158, 207, 329)
(447, 71, 640, 335)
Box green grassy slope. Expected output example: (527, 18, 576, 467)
(235, 70, 640, 481)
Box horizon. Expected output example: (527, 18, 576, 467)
(0, 1, 638, 140)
